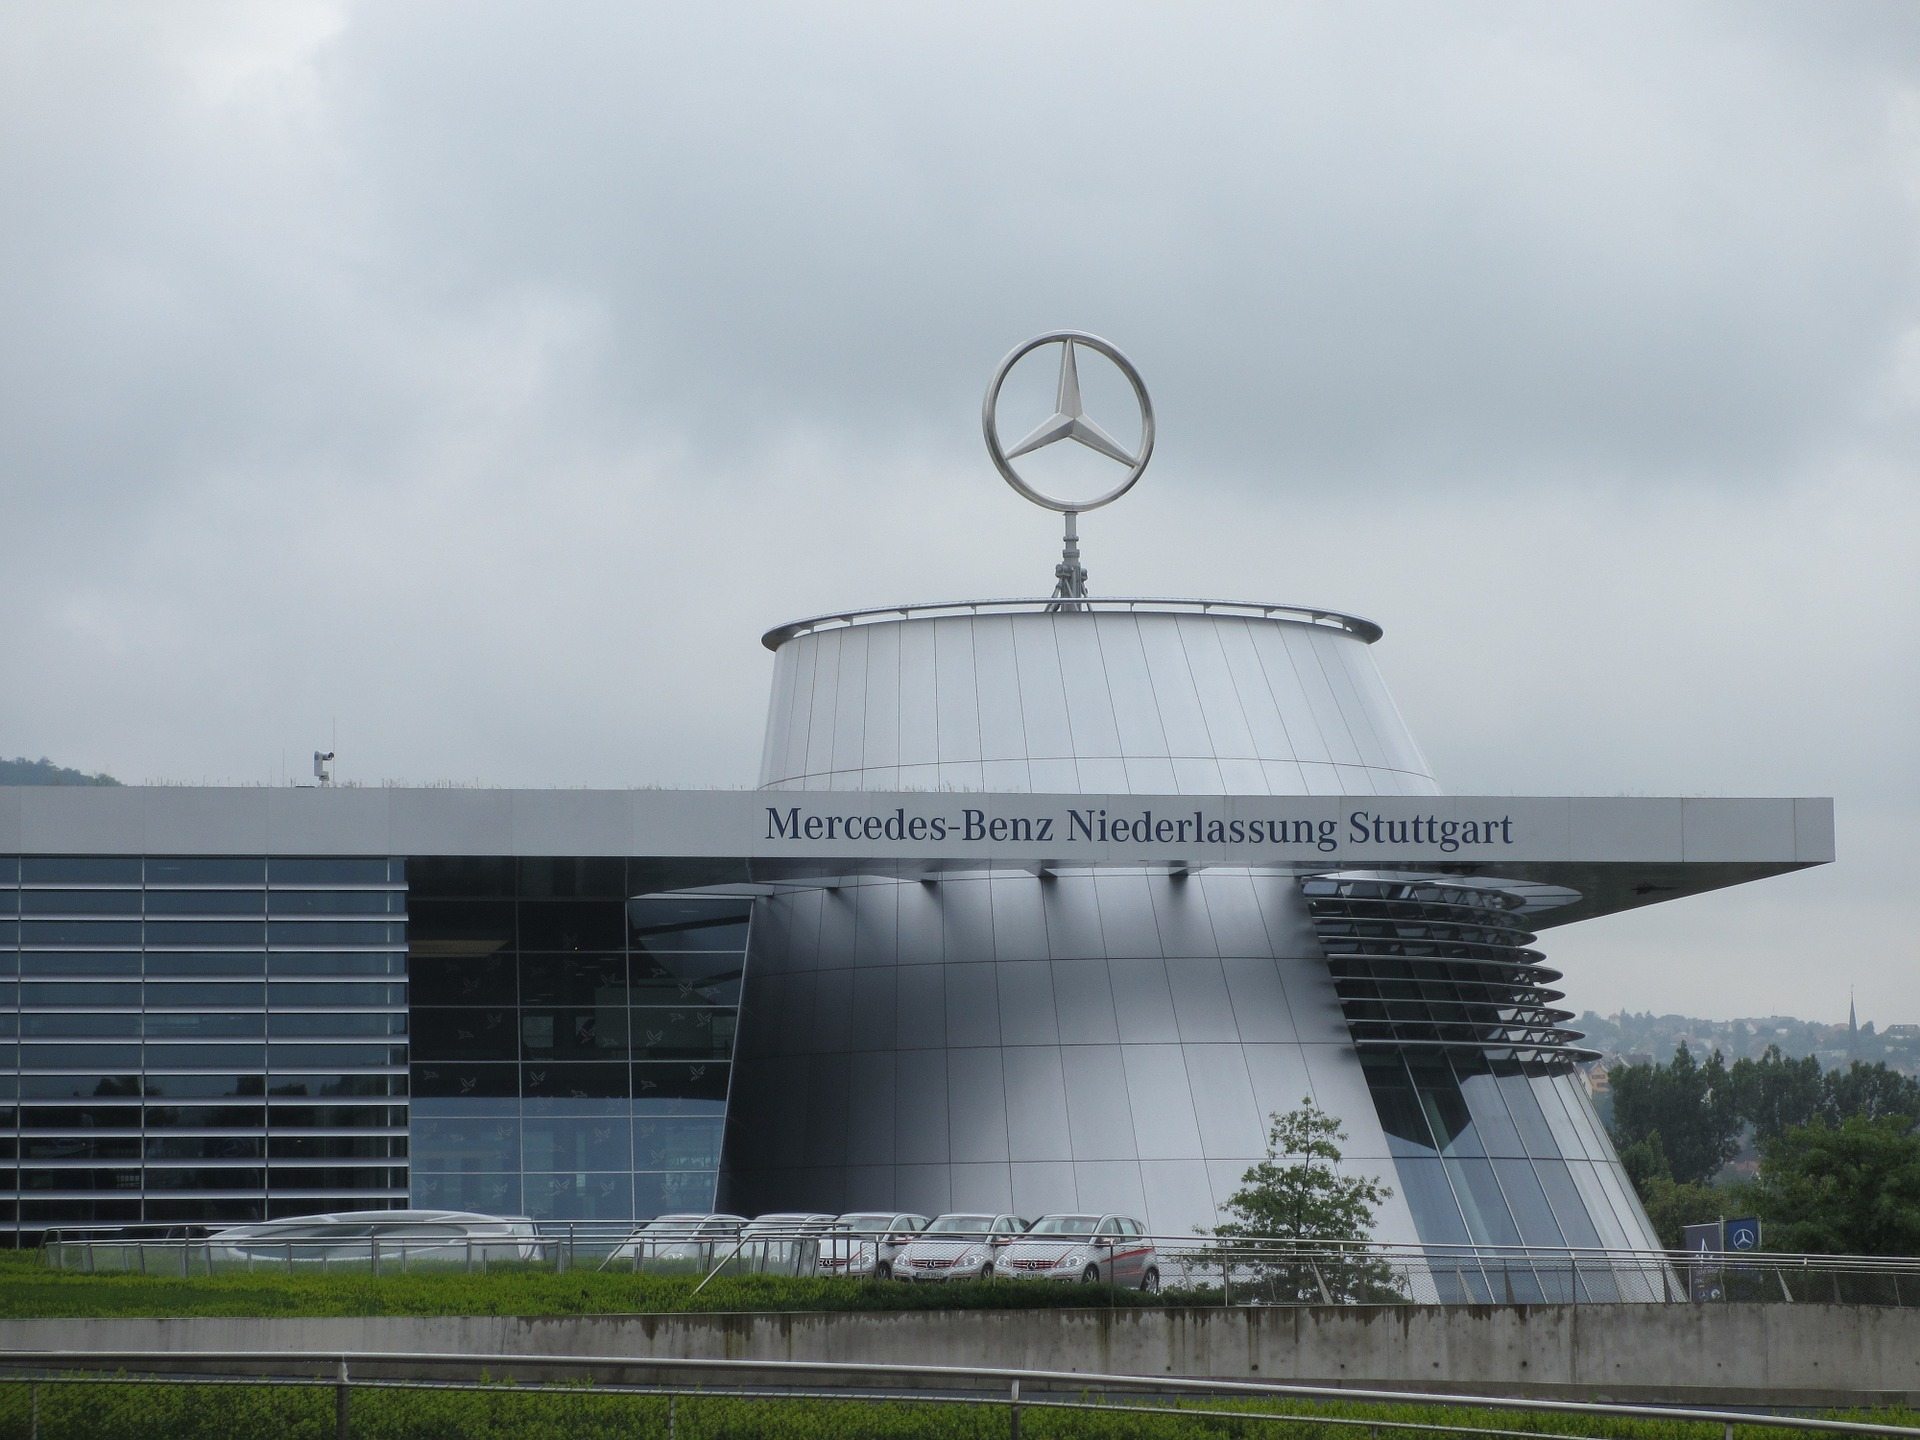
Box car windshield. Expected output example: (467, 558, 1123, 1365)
(835, 1214, 892, 1228)
(924, 1215, 995, 1234)
(1029, 1216, 1098, 1236)
(638, 1215, 704, 1233)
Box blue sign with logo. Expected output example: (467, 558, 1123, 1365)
(1725, 1216, 1760, 1252)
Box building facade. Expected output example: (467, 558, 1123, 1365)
(0, 595, 1831, 1302)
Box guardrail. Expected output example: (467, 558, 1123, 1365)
(33, 1222, 1920, 1308)
(0, 1349, 1915, 1440)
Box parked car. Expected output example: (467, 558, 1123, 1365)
(993, 1213, 1159, 1290)
(893, 1213, 1030, 1282)
(742, 1212, 839, 1237)
(208, 1209, 543, 1265)
(606, 1212, 747, 1266)
(817, 1211, 929, 1280)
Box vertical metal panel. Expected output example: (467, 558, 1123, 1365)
(950, 1160, 1015, 1214)
(1012, 616, 1074, 759)
(852, 880, 901, 969)
(1301, 1045, 1386, 1155)
(1136, 614, 1212, 757)
(830, 624, 869, 776)
(846, 1051, 897, 1166)
(1196, 872, 1269, 956)
(1240, 1042, 1318, 1125)
(893, 879, 943, 968)
(980, 759, 1032, 792)
(844, 1164, 896, 1209)
(1171, 758, 1226, 794)
(1246, 622, 1331, 763)
(1003, 1047, 1073, 1159)
(935, 760, 984, 792)
(988, 876, 1047, 962)
(894, 965, 945, 1050)
(1061, 1045, 1137, 1160)
(1121, 757, 1177, 794)
(896, 619, 939, 769)
(1041, 877, 1104, 961)
(1260, 759, 1308, 794)
(810, 967, 854, 1057)
(862, 621, 902, 771)
(1218, 758, 1267, 794)
(933, 616, 982, 764)
(1029, 758, 1079, 792)
(848, 968, 896, 1054)
(1052, 616, 1122, 759)
(817, 888, 857, 970)
(1308, 629, 1388, 769)
(1097, 617, 1169, 758)
(894, 1049, 949, 1166)
(1071, 1160, 1148, 1223)
(1150, 877, 1219, 958)
(1166, 958, 1238, 1042)
(1141, 1159, 1220, 1239)
(994, 961, 1059, 1046)
(1334, 638, 1435, 781)
(947, 1046, 1011, 1163)
(1278, 624, 1362, 765)
(1216, 618, 1296, 761)
(1177, 616, 1259, 758)
(779, 637, 819, 783)
(1049, 959, 1120, 1044)
(972, 616, 1028, 762)
(1108, 957, 1179, 1042)
(1121, 1044, 1204, 1159)
(1092, 873, 1161, 958)
(1220, 956, 1303, 1040)
(939, 878, 994, 965)
(943, 963, 1001, 1048)
(1182, 1044, 1267, 1156)
(759, 648, 797, 785)
(1009, 1159, 1079, 1218)
(895, 1164, 954, 1218)
(803, 628, 844, 781)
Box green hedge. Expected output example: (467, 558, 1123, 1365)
(0, 1252, 1190, 1320)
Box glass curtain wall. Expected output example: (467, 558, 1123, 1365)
(406, 859, 745, 1223)
(0, 854, 409, 1239)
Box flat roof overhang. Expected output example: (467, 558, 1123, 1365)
(0, 787, 1832, 929)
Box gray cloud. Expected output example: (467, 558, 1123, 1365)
(1, 0, 1915, 1023)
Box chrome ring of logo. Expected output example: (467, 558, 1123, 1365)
(982, 330, 1154, 513)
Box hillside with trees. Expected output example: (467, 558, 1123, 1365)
(0, 756, 120, 786)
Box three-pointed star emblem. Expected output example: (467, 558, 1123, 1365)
(1003, 339, 1139, 467)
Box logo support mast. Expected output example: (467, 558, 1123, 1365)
(982, 330, 1154, 614)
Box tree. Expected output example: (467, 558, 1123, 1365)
(1819, 1063, 1920, 1128)
(1728, 1046, 1823, 1144)
(1610, 1044, 1740, 1184)
(1211, 1098, 1396, 1302)
(1753, 1115, 1920, 1256)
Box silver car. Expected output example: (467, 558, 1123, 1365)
(606, 1212, 747, 1267)
(817, 1210, 929, 1280)
(993, 1213, 1159, 1291)
(207, 1209, 545, 1266)
(893, 1213, 1030, 1282)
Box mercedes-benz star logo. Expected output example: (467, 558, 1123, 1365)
(982, 330, 1154, 515)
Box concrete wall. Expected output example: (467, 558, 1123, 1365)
(4, 1304, 1916, 1407)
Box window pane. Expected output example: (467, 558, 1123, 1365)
(267, 982, 406, 1008)
(268, 952, 405, 976)
(411, 1062, 518, 1099)
(20, 890, 140, 916)
(523, 1115, 631, 1172)
(268, 1042, 406, 1068)
(516, 902, 626, 952)
(144, 1014, 266, 1039)
(145, 953, 265, 977)
(145, 921, 266, 947)
(145, 982, 265, 1007)
(410, 952, 515, 1006)
(22, 982, 140, 1007)
(412, 1116, 520, 1171)
(411, 1008, 516, 1061)
(632, 1116, 723, 1170)
(520, 1006, 630, 1061)
(268, 890, 405, 916)
(147, 1135, 266, 1161)
(519, 953, 626, 1007)
(268, 858, 393, 886)
(21, 858, 141, 885)
(144, 891, 265, 916)
(268, 1012, 406, 1039)
(268, 921, 403, 948)
(145, 1104, 265, 1128)
(20, 920, 143, 946)
(22, 1014, 141, 1037)
(263, 1073, 404, 1099)
(524, 1062, 627, 1099)
(146, 857, 265, 885)
(23, 1043, 141, 1068)
(147, 1043, 266, 1069)
(142, 1074, 270, 1100)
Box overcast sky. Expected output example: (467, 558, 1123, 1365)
(2, 2, 1915, 1023)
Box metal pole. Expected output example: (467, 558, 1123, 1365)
(28, 1379, 38, 1440)
(335, 1357, 351, 1440)
(1009, 1377, 1021, 1440)
(668, 1393, 677, 1440)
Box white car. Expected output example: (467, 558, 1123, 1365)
(208, 1209, 543, 1265)
(742, 1212, 839, 1238)
(892, 1213, 1030, 1282)
(817, 1211, 929, 1280)
(606, 1212, 747, 1266)
(993, 1213, 1160, 1291)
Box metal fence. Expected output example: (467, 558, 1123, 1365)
(31, 1221, 1920, 1308)
(0, 1349, 1916, 1440)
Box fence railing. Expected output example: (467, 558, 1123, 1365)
(0, 1349, 1916, 1440)
(31, 1221, 1920, 1308)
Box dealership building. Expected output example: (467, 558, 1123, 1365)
(0, 336, 1832, 1299)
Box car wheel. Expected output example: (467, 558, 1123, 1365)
(1081, 1265, 1101, 1284)
(1139, 1266, 1161, 1294)
(876, 1260, 891, 1281)
(979, 1263, 993, 1281)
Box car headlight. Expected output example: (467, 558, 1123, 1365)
(1055, 1247, 1087, 1268)
(958, 1245, 984, 1265)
